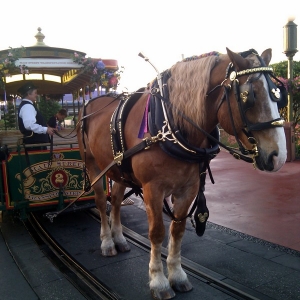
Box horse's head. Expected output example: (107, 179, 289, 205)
(216, 48, 287, 172)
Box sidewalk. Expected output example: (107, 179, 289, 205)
(205, 150, 300, 251)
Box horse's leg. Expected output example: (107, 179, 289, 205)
(167, 217, 193, 292)
(77, 127, 116, 256)
(93, 177, 118, 256)
(144, 185, 176, 300)
(109, 182, 130, 252)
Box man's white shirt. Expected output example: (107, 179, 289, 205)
(19, 99, 47, 134)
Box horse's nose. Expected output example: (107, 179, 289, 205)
(264, 150, 277, 171)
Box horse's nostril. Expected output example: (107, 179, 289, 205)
(265, 151, 277, 171)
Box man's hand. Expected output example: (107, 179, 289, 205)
(47, 126, 56, 136)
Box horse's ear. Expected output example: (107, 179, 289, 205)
(260, 48, 272, 66)
(226, 47, 249, 71)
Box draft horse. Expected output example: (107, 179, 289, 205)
(77, 48, 287, 299)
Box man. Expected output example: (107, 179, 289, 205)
(17, 81, 55, 150)
(47, 108, 67, 131)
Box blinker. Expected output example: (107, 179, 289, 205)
(265, 74, 288, 109)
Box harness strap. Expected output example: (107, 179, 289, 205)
(162, 160, 211, 224)
(44, 137, 155, 221)
(153, 90, 254, 164)
(163, 196, 198, 222)
(227, 82, 252, 155)
(123, 187, 143, 201)
(248, 118, 284, 131)
(54, 129, 78, 139)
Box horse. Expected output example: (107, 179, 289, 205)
(77, 48, 287, 299)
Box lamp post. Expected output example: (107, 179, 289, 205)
(283, 17, 298, 161)
(283, 17, 298, 123)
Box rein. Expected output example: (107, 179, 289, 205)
(153, 91, 254, 164)
(44, 92, 153, 221)
(44, 136, 156, 221)
(45, 52, 286, 223)
(53, 94, 124, 140)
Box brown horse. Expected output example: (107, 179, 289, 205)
(77, 48, 287, 299)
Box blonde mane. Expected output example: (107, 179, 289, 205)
(168, 55, 219, 135)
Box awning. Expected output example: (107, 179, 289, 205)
(0, 28, 119, 96)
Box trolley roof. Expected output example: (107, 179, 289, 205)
(0, 28, 118, 96)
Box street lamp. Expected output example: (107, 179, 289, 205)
(283, 17, 298, 161)
(283, 17, 298, 123)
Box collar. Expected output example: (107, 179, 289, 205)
(22, 98, 34, 104)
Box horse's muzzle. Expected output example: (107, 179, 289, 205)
(255, 150, 278, 172)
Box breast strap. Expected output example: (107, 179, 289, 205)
(148, 71, 220, 163)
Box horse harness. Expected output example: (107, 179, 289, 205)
(212, 49, 286, 159)
(100, 73, 219, 233)
(46, 49, 287, 226)
(81, 52, 286, 227)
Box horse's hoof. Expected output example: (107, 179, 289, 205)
(151, 288, 175, 300)
(171, 280, 193, 293)
(101, 247, 117, 256)
(115, 242, 131, 252)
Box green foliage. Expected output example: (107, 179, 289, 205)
(219, 129, 238, 148)
(0, 119, 4, 129)
(270, 60, 300, 127)
(271, 60, 300, 157)
(0, 47, 29, 91)
(270, 60, 300, 78)
(38, 96, 61, 123)
(3, 101, 16, 128)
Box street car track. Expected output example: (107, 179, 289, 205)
(88, 208, 273, 300)
(26, 212, 122, 300)
(25, 208, 276, 300)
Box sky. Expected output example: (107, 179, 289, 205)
(1, 0, 299, 92)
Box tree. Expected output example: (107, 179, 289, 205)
(270, 60, 300, 78)
(270, 60, 300, 127)
(38, 95, 62, 123)
(3, 100, 16, 129)
(271, 60, 300, 156)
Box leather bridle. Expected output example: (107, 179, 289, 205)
(209, 62, 286, 162)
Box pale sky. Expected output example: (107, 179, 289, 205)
(1, 0, 299, 92)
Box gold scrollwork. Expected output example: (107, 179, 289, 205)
(240, 91, 249, 103)
(237, 67, 273, 76)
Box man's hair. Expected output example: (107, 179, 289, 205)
(22, 88, 35, 98)
(58, 108, 68, 116)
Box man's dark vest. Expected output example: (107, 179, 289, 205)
(18, 101, 49, 144)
